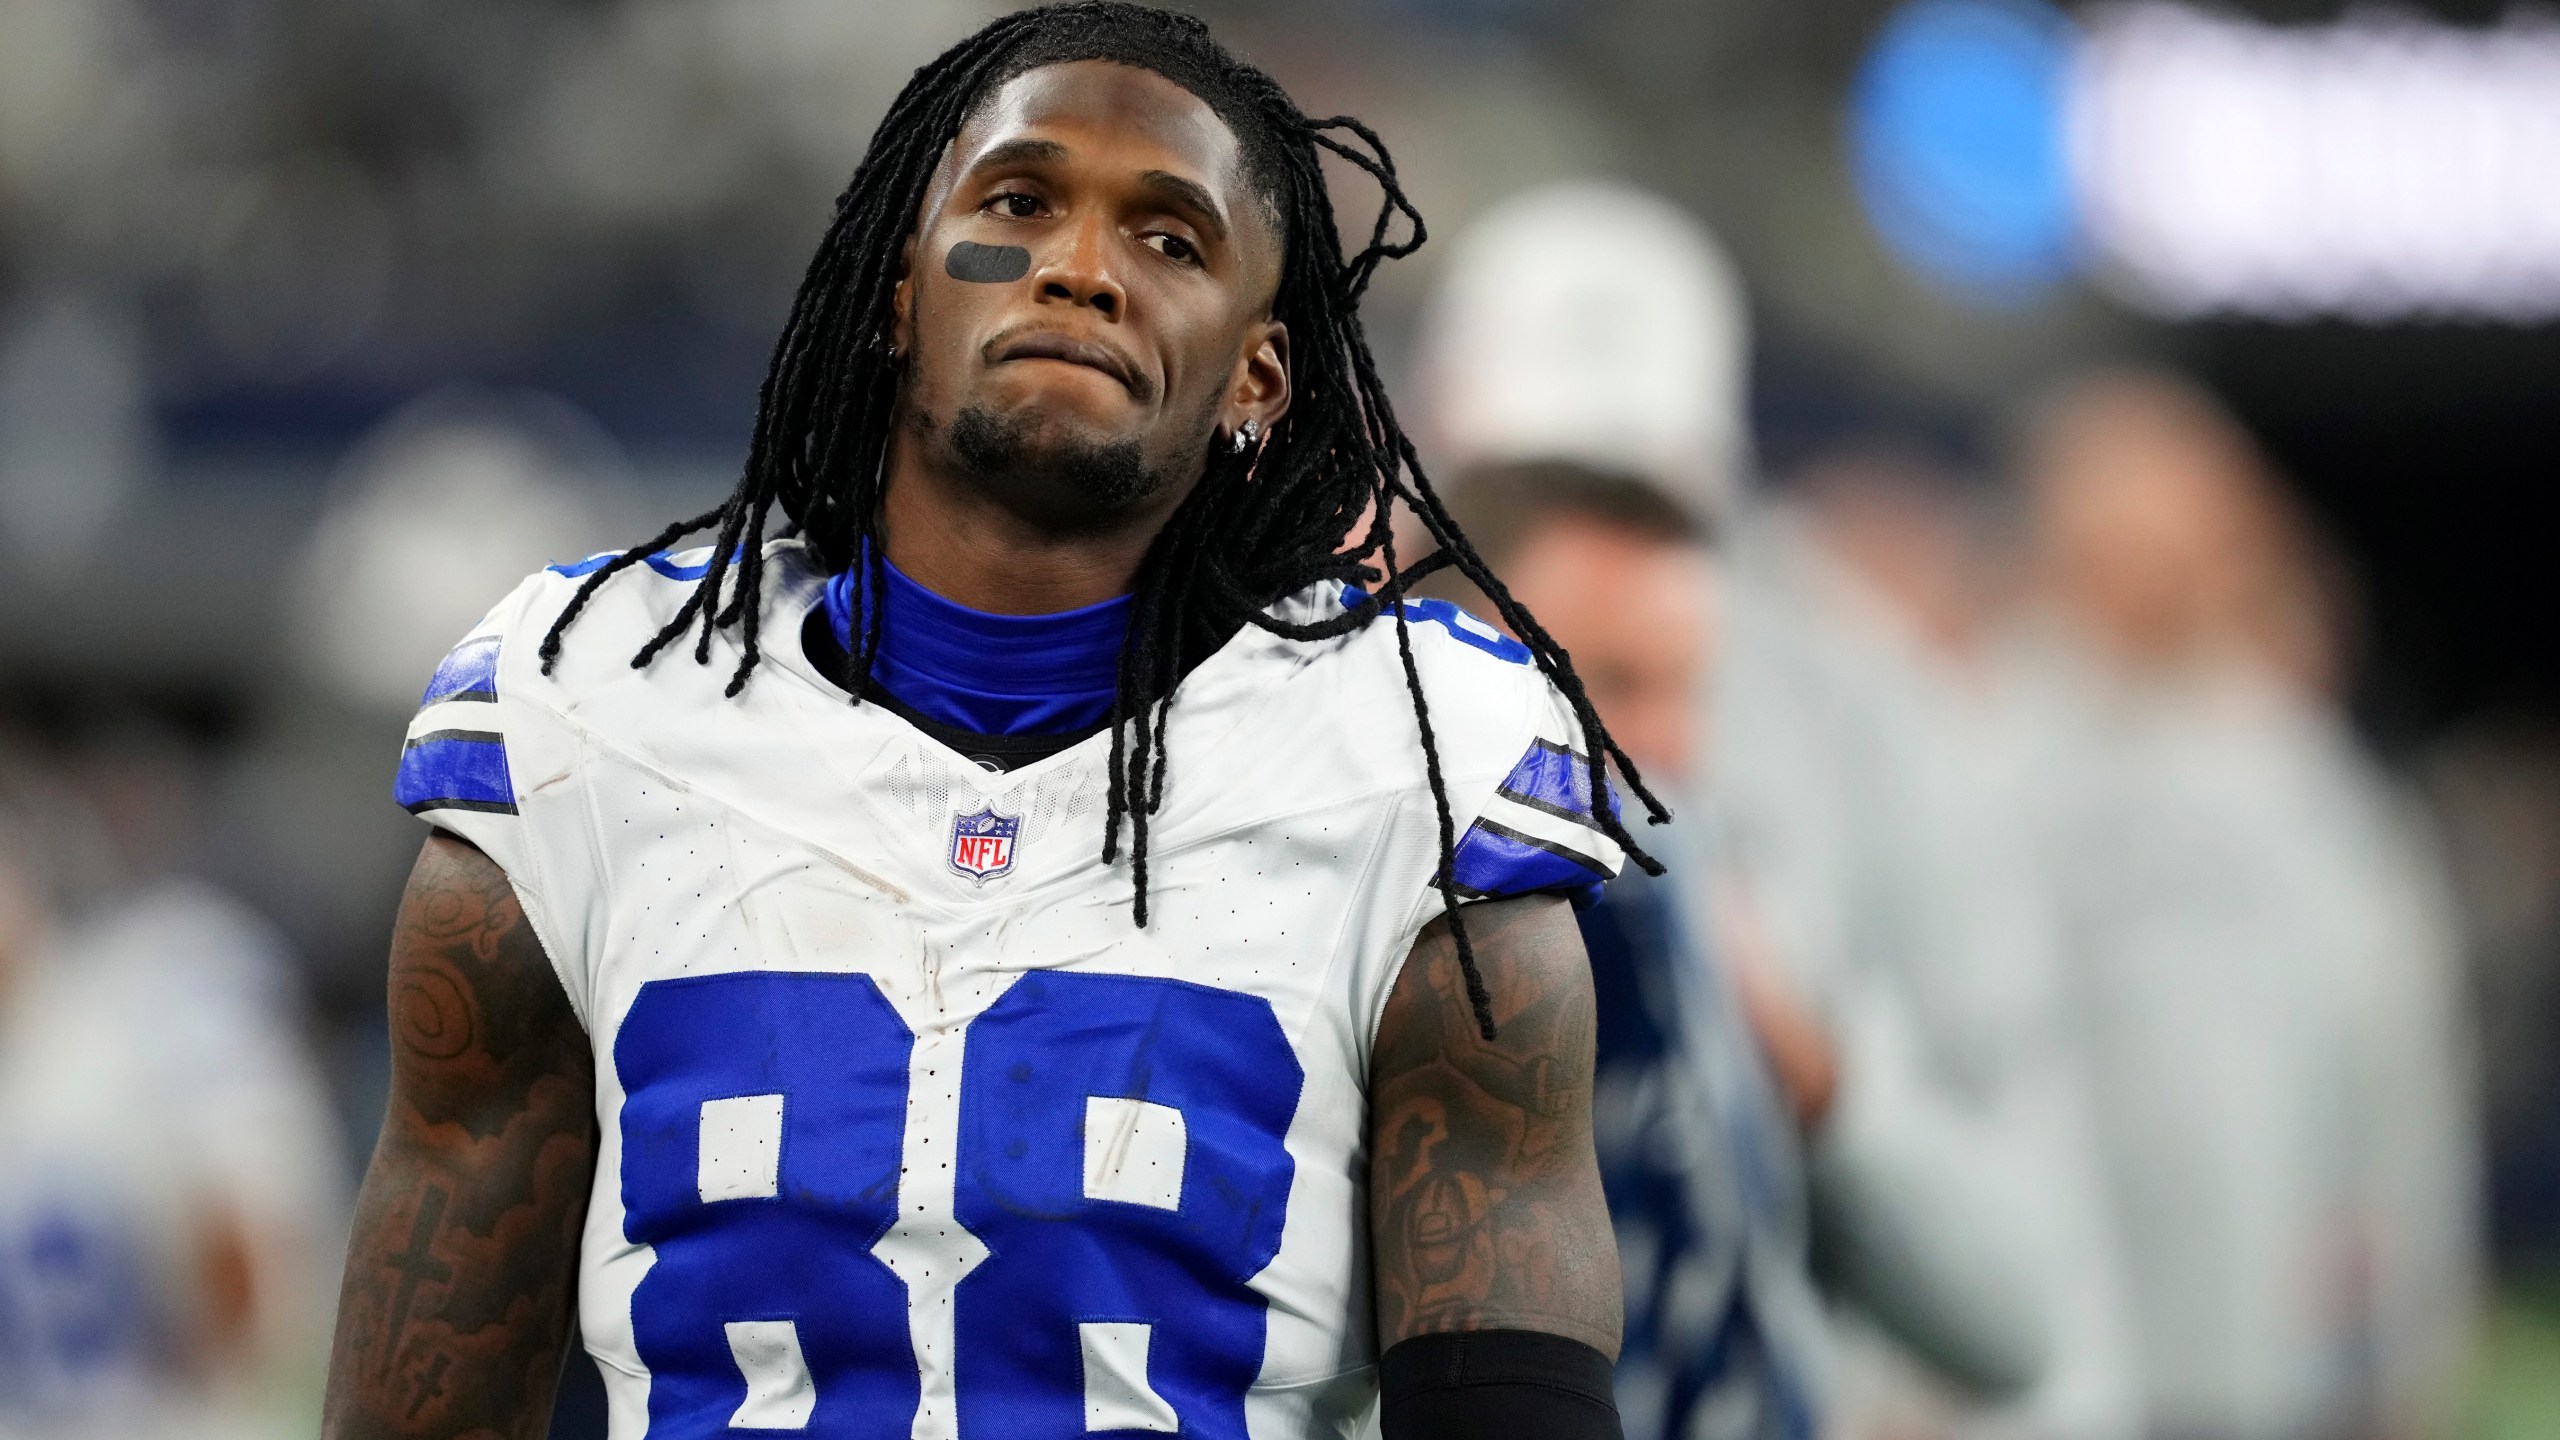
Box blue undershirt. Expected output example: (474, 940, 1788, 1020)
(822, 555, 1132, 737)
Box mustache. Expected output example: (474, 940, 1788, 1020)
(980, 324, 1155, 403)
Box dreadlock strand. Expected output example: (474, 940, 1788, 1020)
(1388, 440, 1671, 876)
(854, 537, 890, 697)
(714, 497, 769, 630)
(1332, 165, 1675, 880)
(538, 503, 727, 673)
(1102, 704, 1132, 865)
(685, 501, 756, 665)
(1375, 521, 1498, 1041)
(631, 578, 714, 671)
(721, 492, 782, 697)
(1323, 249, 1666, 857)
(1099, 572, 1156, 870)
(1297, 123, 1423, 305)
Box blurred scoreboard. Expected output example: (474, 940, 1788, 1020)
(1854, 0, 2560, 322)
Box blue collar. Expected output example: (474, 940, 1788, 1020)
(821, 555, 1130, 737)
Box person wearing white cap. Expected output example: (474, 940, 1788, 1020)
(1410, 179, 2142, 1440)
(1413, 180, 1752, 529)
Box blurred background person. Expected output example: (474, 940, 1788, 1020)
(1417, 458, 1830, 1440)
(0, 736, 346, 1439)
(2012, 370, 2481, 1440)
(1697, 432, 2144, 1440)
(1415, 178, 2136, 1440)
(1412, 180, 1839, 1439)
(1743, 434, 2149, 1440)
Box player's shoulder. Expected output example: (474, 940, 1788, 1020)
(1258, 582, 1627, 901)
(391, 537, 821, 823)
(1274, 582, 1560, 775)
(394, 572, 542, 824)
(438, 538, 824, 693)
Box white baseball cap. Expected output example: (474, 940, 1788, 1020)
(1413, 179, 1752, 522)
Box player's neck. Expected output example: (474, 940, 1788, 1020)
(879, 444, 1182, 616)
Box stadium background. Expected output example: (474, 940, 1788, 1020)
(1, 0, 2555, 1435)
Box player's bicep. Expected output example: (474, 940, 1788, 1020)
(377, 832, 588, 1127)
(324, 831, 596, 1440)
(1367, 895, 1621, 1357)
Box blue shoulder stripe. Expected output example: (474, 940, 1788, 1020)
(1337, 586, 1532, 665)
(1449, 816, 1610, 908)
(420, 635, 501, 706)
(1445, 739, 1620, 908)
(548, 547, 735, 582)
(395, 729, 517, 816)
(1498, 739, 1606, 825)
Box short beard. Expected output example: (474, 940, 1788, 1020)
(944, 404, 1174, 524)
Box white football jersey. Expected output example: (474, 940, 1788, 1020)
(396, 539, 1622, 1440)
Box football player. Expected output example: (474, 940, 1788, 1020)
(321, 7, 1668, 1437)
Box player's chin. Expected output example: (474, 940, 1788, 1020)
(946, 397, 1166, 516)
(975, 385, 1155, 454)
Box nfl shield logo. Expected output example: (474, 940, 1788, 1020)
(947, 806, 1020, 884)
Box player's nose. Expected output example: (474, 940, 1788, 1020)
(1032, 213, 1125, 320)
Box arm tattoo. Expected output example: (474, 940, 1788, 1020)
(1369, 895, 1622, 1356)
(324, 833, 597, 1440)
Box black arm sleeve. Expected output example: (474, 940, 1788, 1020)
(1379, 1329, 1623, 1440)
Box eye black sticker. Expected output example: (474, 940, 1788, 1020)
(945, 241, 1031, 283)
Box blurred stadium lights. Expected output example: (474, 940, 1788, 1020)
(1851, 0, 2081, 303)
(1853, 0, 2560, 322)
(2076, 3, 2560, 321)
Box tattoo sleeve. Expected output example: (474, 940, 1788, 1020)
(1369, 895, 1622, 1356)
(323, 832, 597, 1440)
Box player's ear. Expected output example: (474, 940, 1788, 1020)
(891, 235, 918, 357)
(1226, 320, 1289, 435)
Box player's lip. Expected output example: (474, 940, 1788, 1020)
(989, 330, 1149, 399)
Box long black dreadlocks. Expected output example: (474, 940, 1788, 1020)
(538, 2, 1666, 1038)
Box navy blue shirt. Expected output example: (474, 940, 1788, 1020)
(1581, 853, 1822, 1440)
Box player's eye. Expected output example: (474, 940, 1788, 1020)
(1145, 232, 1201, 265)
(985, 191, 1043, 219)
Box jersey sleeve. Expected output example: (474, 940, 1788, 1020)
(395, 617, 519, 839)
(1349, 588, 1632, 913)
(389, 579, 555, 917)
(389, 577, 600, 1025)
(1446, 729, 1626, 909)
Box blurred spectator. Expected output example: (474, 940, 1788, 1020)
(2013, 370, 2480, 1440)
(1418, 174, 2142, 1437)
(1423, 462, 1719, 783)
(0, 735, 345, 1439)
(1709, 446, 2142, 1440)
(1420, 459, 1830, 1440)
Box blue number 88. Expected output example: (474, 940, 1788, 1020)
(615, 969, 1304, 1437)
